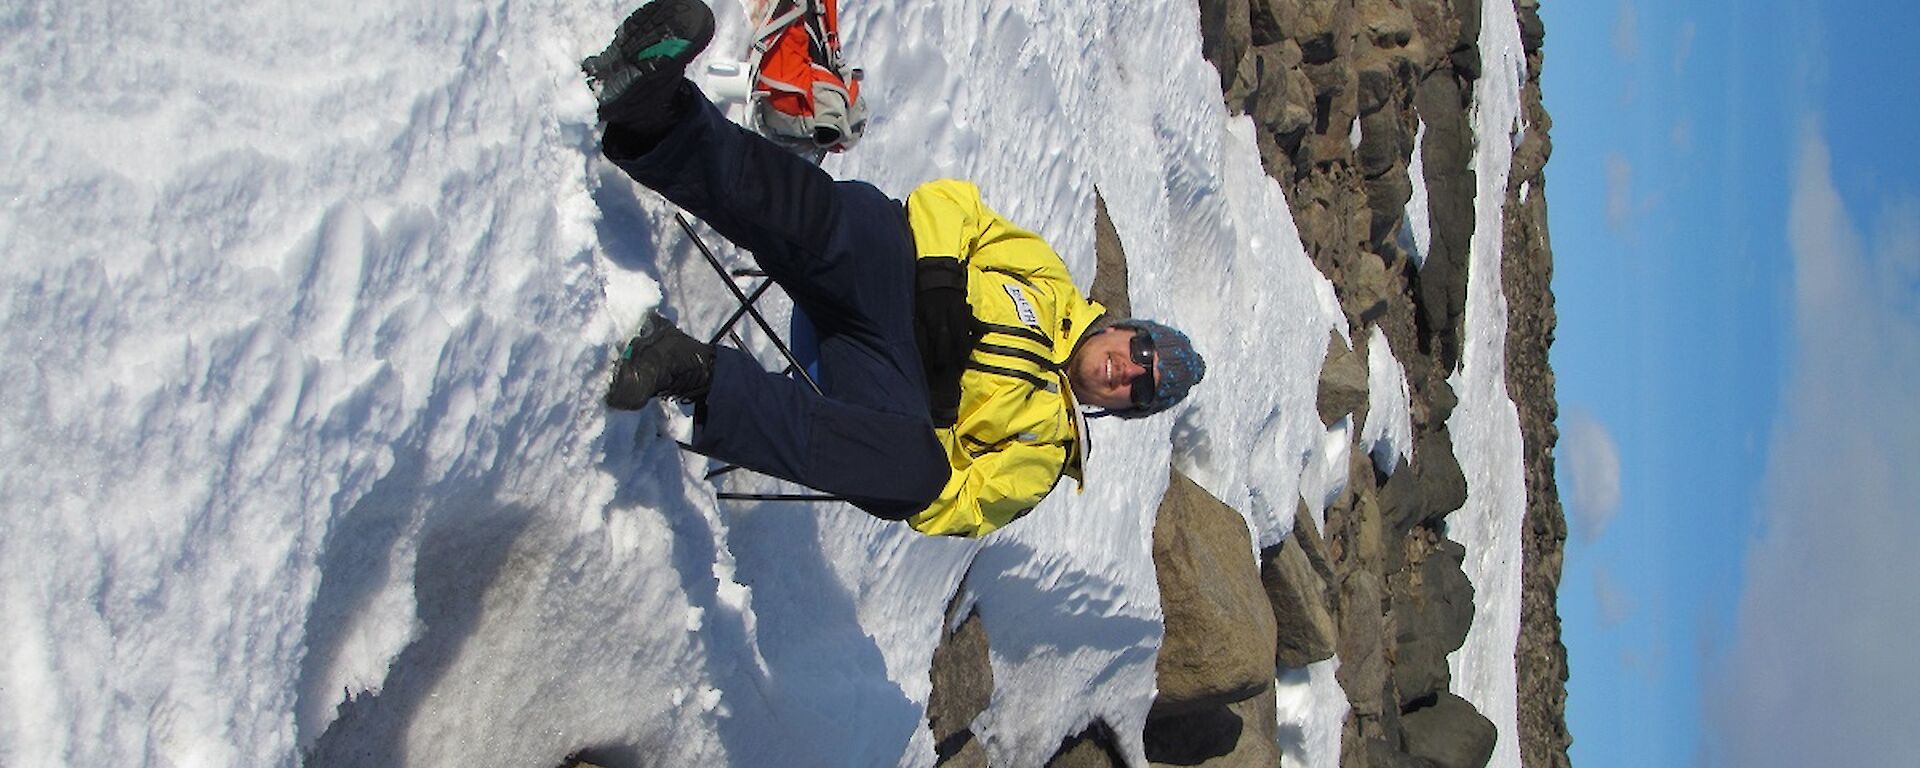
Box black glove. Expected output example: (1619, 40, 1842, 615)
(914, 257, 978, 427)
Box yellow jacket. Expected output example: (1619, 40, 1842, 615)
(902, 180, 1108, 537)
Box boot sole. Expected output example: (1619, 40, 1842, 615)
(586, 0, 716, 82)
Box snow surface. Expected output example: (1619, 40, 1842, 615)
(0, 1, 1527, 766)
(1403, 118, 1433, 269)
(1361, 326, 1415, 476)
(1442, 3, 1530, 768)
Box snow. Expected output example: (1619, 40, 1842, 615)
(1442, 2, 1531, 768)
(1362, 326, 1415, 476)
(1403, 118, 1434, 269)
(0, 1, 1529, 767)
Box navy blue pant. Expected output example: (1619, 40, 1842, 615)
(608, 86, 949, 518)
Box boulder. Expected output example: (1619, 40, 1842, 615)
(1089, 191, 1132, 317)
(1410, 71, 1473, 368)
(1357, 0, 1416, 48)
(1360, 738, 1440, 768)
(1290, 0, 1355, 65)
(1145, 689, 1284, 767)
(1261, 527, 1338, 668)
(1195, 0, 1252, 94)
(1153, 471, 1279, 715)
(1412, 428, 1468, 522)
(927, 601, 993, 766)
(1247, 0, 1287, 46)
(1047, 721, 1128, 768)
(1333, 570, 1388, 715)
(1317, 331, 1368, 426)
(1379, 427, 1467, 536)
(1401, 693, 1496, 768)
(1390, 538, 1474, 706)
(1518, 0, 1545, 53)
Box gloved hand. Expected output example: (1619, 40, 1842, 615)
(914, 257, 978, 427)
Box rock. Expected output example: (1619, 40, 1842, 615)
(1262, 525, 1338, 668)
(1379, 427, 1467, 535)
(1518, 0, 1545, 53)
(1248, 0, 1287, 46)
(1047, 721, 1128, 768)
(1153, 471, 1279, 715)
(1355, 60, 1397, 118)
(1089, 191, 1132, 317)
(1333, 570, 1388, 715)
(1357, 108, 1406, 179)
(1411, 71, 1473, 368)
(928, 599, 993, 767)
(1422, 376, 1458, 426)
(1292, 501, 1336, 584)
(1145, 689, 1284, 767)
(1360, 738, 1440, 768)
(1390, 538, 1474, 706)
(1401, 693, 1496, 768)
(1366, 171, 1414, 253)
(1195, 0, 1252, 95)
(1412, 428, 1468, 523)
(1358, 0, 1415, 48)
(1317, 331, 1368, 426)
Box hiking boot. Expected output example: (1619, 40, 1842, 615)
(582, 0, 716, 126)
(606, 312, 715, 409)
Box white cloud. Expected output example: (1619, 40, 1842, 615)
(1606, 154, 1634, 234)
(1594, 567, 1632, 627)
(1703, 129, 1920, 768)
(1613, 0, 1640, 60)
(1671, 116, 1694, 155)
(1558, 409, 1621, 542)
(1673, 20, 1697, 76)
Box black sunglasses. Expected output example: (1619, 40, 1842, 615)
(1129, 329, 1157, 408)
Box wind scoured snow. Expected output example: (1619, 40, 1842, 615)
(1443, 2, 1530, 768)
(1362, 326, 1415, 476)
(1403, 118, 1433, 269)
(0, 1, 1524, 767)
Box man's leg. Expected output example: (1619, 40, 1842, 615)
(590, 4, 943, 513)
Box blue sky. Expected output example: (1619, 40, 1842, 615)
(1543, 1, 1920, 766)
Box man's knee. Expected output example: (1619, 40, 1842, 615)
(857, 439, 948, 522)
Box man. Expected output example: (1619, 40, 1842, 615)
(590, 0, 1205, 537)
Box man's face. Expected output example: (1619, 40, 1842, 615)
(1066, 326, 1156, 411)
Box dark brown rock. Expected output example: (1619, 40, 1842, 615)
(1153, 471, 1279, 716)
(1145, 689, 1283, 767)
(928, 598, 993, 767)
(1047, 721, 1128, 768)
(1318, 331, 1368, 426)
(1390, 536, 1474, 706)
(1333, 570, 1388, 714)
(1401, 693, 1495, 768)
(1089, 190, 1132, 317)
(1196, 0, 1254, 95)
(1262, 523, 1338, 668)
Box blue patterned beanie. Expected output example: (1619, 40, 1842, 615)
(1114, 319, 1205, 418)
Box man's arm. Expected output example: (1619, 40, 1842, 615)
(906, 439, 1069, 537)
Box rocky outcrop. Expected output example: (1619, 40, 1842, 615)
(1500, 3, 1573, 766)
(1193, 0, 1569, 766)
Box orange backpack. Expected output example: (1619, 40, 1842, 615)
(750, 0, 866, 153)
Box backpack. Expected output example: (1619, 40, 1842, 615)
(750, 0, 866, 153)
